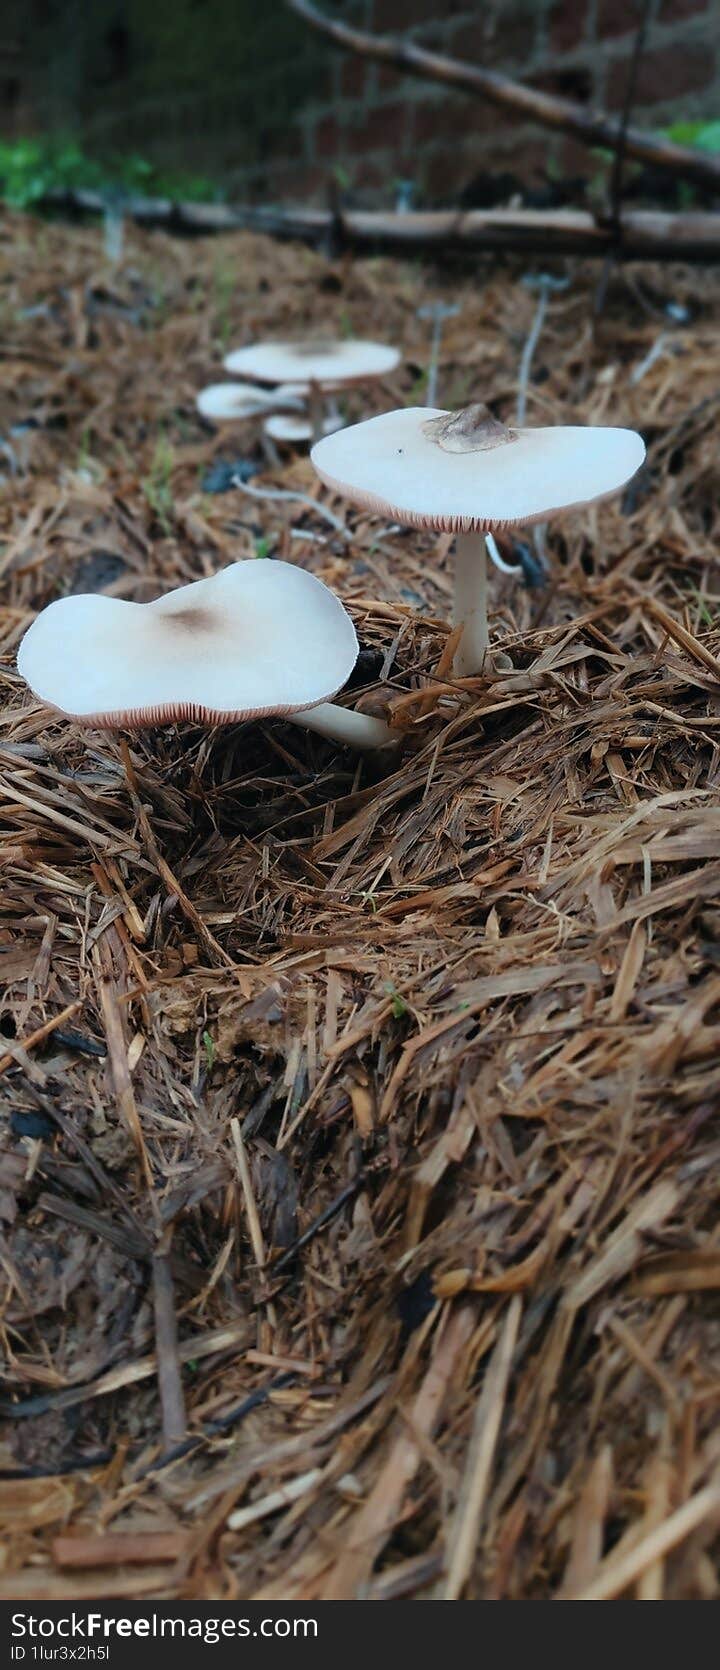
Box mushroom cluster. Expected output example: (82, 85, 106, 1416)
(19, 299, 645, 772)
(312, 403, 645, 676)
(223, 338, 401, 446)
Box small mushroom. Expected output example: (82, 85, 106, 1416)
(17, 561, 393, 751)
(311, 404, 645, 676)
(224, 338, 400, 442)
(196, 383, 303, 423)
(264, 411, 343, 447)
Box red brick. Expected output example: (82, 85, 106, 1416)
(452, 9, 535, 68)
(549, 0, 588, 52)
(376, 0, 457, 30)
(267, 165, 327, 202)
(265, 165, 306, 198)
(606, 41, 716, 107)
(660, 0, 709, 15)
(409, 97, 494, 148)
(377, 63, 401, 93)
(315, 114, 341, 159)
(420, 143, 465, 199)
(345, 102, 407, 155)
(596, 0, 637, 40)
(557, 136, 596, 179)
(341, 57, 366, 100)
(352, 159, 388, 193)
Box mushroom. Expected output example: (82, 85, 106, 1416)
(263, 411, 343, 447)
(224, 339, 400, 442)
(17, 560, 393, 751)
(311, 403, 645, 677)
(196, 383, 303, 423)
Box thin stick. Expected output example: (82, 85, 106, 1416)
(152, 1232, 188, 1451)
(637, 1452, 673, 1600)
(227, 1467, 323, 1531)
(231, 475, 349, 538)
(608, 0, 653, 235)
(0, 999, 82, 1078)
(442, 1297, 521, 1599)
(231, 1116, 277, 1329)
(53, 1532, 187, 1569)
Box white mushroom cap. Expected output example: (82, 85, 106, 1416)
(311, 405, 646, 532)
(224, 339, 400, 387)
(18, 561, 358, 728)
(196, 382, 303, 421)
(264, 412, 343, 444)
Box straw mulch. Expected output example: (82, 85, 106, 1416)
(0, 211, 719, 1602)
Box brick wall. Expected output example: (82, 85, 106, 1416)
(296, 0, 720, 205)
(3, 1, 719, 206)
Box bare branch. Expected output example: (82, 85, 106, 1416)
(46, 187, 720, 262)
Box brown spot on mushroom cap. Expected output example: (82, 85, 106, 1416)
(17, 560, 359, 728)
(225, 339, 400, 388)
(159, 608, 216, 633)
(291, 340, 339, 357)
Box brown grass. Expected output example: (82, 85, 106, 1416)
(0, 211, 719, 1600)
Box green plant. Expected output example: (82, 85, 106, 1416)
(663, 120, 720, 153)
(383, 980, 407, 1019)
(142, 435, 175, 535)
(0, 136, 224, 212)
(333, 163, 352, 191)
(0, 138, 102, 208)
(213, 261, 237, 349)
(687, 587, 715, 629)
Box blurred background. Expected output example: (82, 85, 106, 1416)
(1, 1, 718, 212)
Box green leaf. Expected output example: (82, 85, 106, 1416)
(383, 980, 407, 1019)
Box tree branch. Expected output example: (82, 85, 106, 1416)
(285, 0, 720, 194)
(47, 189, 720, 261)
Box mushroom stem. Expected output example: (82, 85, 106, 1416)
(308, 381, 325, 446)
(288, 702, 394, 750)
(453, 530, 489, 676)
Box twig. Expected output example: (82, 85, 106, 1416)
(442, 1297, 521, 1599)
(40, 190, 720, 262)
(267, 1174, 365, 1275)
(231, 1116, 277, 1330)
(0, 1000, 82, 1077)
(596, 0, 654, 312)
(152, 1230, 188, 1451)
(53, 1532, 187, 1569)
(231, 475, 350, 538)
(608, 0, 654, 236)
(227, 1467, 323, 1531)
